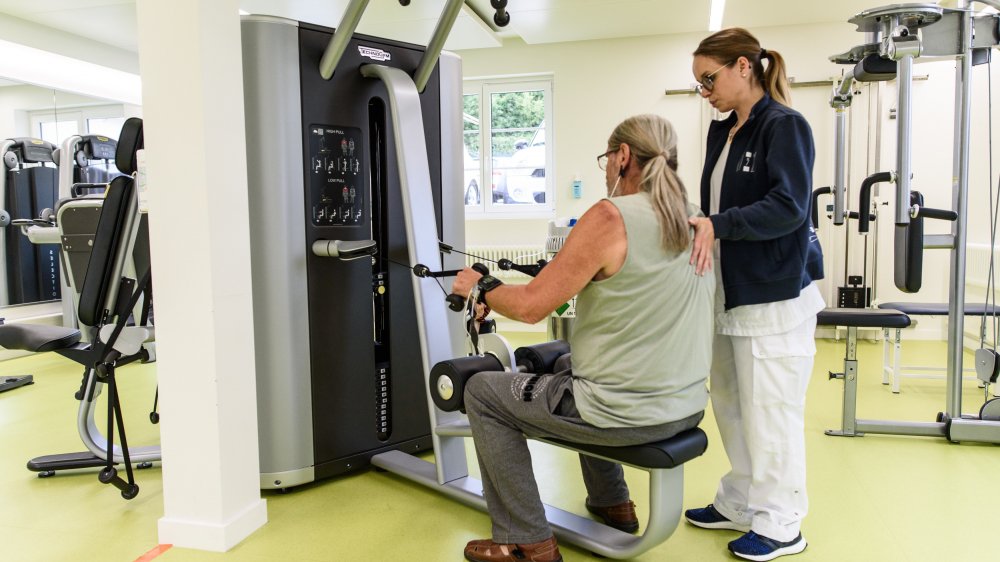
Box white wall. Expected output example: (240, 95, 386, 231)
(0, 13, 139, 75)
(457, 22, 1000, 340)
(0, 85, 115, 138)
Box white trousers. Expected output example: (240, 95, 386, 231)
(710, 315, 816, 542)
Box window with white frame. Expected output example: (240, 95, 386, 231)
(29, 104, 127, 147)
(463, 77, 553, 217)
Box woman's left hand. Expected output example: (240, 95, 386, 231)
(688, 216, 715, 276)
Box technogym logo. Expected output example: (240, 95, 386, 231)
(358, 46, 391, 62)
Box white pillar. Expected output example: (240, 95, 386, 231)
(135, 0, 266, 551)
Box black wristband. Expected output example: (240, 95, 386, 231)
(476, 275, 503, 304)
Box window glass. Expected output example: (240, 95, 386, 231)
(463, 78, 553, 217)
(38, 120, 79, 145)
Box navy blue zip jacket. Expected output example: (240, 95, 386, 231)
(701, 94, 824, 310)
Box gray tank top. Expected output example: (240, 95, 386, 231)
(569, 192, 714, 428)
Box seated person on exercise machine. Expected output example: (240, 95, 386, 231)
(451, 114, 715, 562)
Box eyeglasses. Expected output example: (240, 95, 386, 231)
(695, 60, 733, 94)
(597, 148, 617, 171)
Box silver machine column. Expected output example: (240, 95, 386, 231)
(240, 2, 465, 489)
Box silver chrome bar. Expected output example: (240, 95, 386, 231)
(58, 135, 82, 200)
(895, 53, 913, 225)
(360, 63, 465, 484)
(413, 0, 464, 93)
(0, 138, 15, 306)
(319, 0, 370, 80)
(946, 3, 973, 419)
(833, 105, 849, 225)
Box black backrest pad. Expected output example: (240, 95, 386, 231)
(115, 118, 144, 176)
(77, 176, 134, 327)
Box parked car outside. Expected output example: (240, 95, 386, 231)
(464, 145, 508, 206)
(464, 145, 480, 205)
(499, 127, 546, 204)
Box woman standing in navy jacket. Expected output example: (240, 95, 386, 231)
(683, 28, 825, 562)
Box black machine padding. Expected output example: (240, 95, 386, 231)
(77, 176, 134, 327)
(7, 138, 56, 165)
(0, 323, 80, 352)
(896, 191, 924, 293)
(544, 427, 708, 469)
(114, 118, 144, 176)
(429, 354, 504, 412)
(514, 340, 571, 374)
(879, 302, 1000, 316)
(817, 307, 911, 329)
(854, 53, 897, 82)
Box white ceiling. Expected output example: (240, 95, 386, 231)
(0, 0, 896, 54)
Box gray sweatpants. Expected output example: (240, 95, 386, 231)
(464, 369, 704, 544)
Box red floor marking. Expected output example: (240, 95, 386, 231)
(134, 544, 173, 562)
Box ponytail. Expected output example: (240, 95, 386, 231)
(607, 115, 690, 253)
(760, 49, 791, 107)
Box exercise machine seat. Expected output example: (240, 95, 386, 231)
(0, 323, 80, 352)
(817, 307, 911, 329)
(543, 426, 708, 469)
(879, 302, 1000, 316)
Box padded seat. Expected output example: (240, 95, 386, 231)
(879, 302, 1000, 316)
(543, 427, 708, 469)
(818, 307, 911, 329)
(0, 323, 80, 352)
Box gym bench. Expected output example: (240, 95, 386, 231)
(389, 340, 709, 559)
(878, 302, 1000, 394)
(375, 422, 706, 559)
(818, 307, 914, 437)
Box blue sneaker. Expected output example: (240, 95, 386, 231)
(728, 531, 807, 561)
(684, 504, 750, 532)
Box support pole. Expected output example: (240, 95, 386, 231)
(946, 2, 973, 420)
(413, 0, 464, 93)
(894, 52, 914, 225)
(319, 0, 370, 80)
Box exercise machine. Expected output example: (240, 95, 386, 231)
(240, 2, 465, 490)
(0, 118, 159, 498)
(0, 138, 60, 306)
(241, 0, 705, 556)
(822, 2, 1000, 443)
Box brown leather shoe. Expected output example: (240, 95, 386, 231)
(586, 499, 640, 533)
(464, 535, 562, 562)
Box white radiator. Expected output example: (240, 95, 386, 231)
(464, 245, 546, 280)
(967, 243, 1000, 289)
(963, 243, 1000, 346)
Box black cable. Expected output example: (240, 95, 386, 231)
(443, 245, 498, 264)
(987, 56, 1000, 351)
(385, 257, 450, 297)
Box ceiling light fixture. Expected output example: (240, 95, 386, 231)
(0, 39, 141, 105)
(709, 0, 726, 32)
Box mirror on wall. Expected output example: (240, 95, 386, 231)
(0, 81, 132, 309)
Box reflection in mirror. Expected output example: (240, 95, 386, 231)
(0, 83, 133, 311)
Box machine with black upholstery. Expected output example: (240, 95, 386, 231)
(0, 118, 156, 499)
(818, 307, 912, 437)
(0, 138, 61, 305)
(421, 340, 709, 559)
